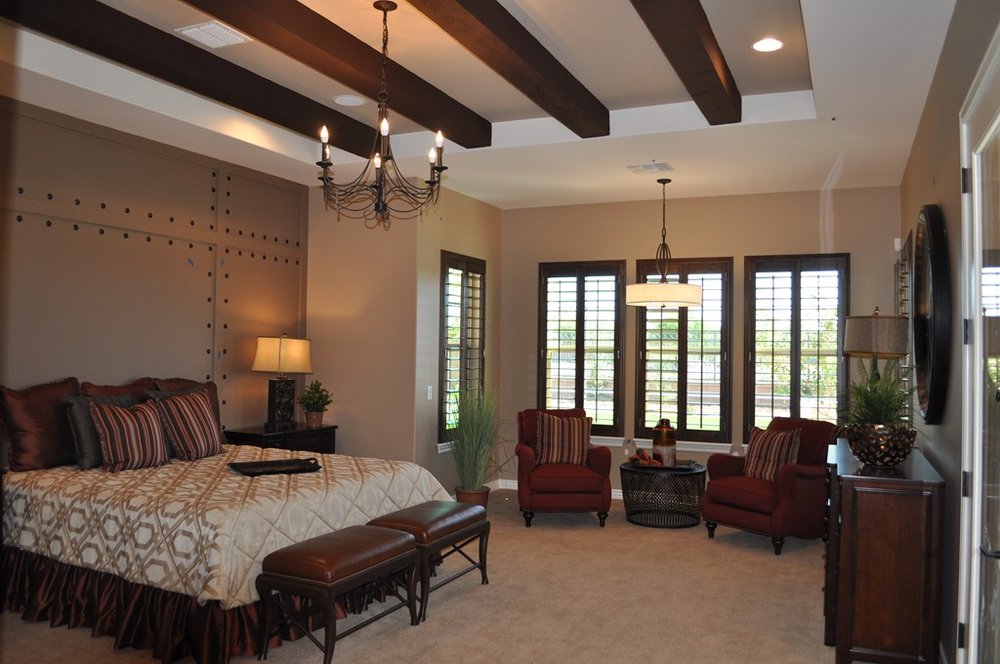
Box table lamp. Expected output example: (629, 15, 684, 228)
(843, 306, 908, 377)
(251, 333, 312, 432)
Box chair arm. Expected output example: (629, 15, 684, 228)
(586, 444, 612, 477)
(775, 463, 828, 500)
(515, 443, 536, 475)
(706, 453, 745, 480)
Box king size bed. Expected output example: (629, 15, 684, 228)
(2, 444, 450, 663)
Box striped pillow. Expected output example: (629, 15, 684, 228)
(90, 401, 170, 472)
(153, 389, 222, 461)
(536, 412, 591, 465)
(743, 427, 801, 482)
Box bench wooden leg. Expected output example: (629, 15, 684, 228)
(479, 522, 490, 585)
(322, 589, 338, 664)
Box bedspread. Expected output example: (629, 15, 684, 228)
(1, 445, 450, 609)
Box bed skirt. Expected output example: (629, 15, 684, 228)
(1, 545, 298, 663)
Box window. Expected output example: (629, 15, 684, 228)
(635, 258, 732, 441)
(439, 251, 485, 439)
(745, 254, 849, 432)
(538, 261, 624, 436)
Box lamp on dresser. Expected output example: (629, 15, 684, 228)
(251, 334, 312, 432)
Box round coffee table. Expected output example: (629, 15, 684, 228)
(619, 461, 707, 528)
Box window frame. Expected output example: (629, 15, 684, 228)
(537, 260, 625, 437)
(743, 253, 850, 435)
(438, 250, 486, 442)
(634, 257, 733, 442)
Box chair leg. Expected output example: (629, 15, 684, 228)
(522, 511, 533, 527)
(771, 536, 784, 555)
(705, 521, 717, 538)
(597, 511, 608, 527)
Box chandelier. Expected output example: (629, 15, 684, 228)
(625, 178, 702, 308)
(317, 0, 447, 230)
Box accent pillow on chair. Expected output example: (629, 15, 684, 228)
(536, 412, 591, 465)
(743, 427, 801, 481)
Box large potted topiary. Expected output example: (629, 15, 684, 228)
(842, 358, 916, 466)
(450, 390, 500, 506)
(298, 380, 332, 428)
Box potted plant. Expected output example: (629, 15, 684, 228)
(842, 358, 916, 466)
(450, 390, 500, 506)
(298, 380, 332, 428)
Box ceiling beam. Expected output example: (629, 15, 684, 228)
(629, 0, 741, 125)
(180, 0, 492, 149)
(406, 0, 609, 139)
(0, 0, 376, 157)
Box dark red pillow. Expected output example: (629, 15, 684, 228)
(152, 378, 220, 423)
(0, 377, 81, 470)
(81, 377, 157, 401)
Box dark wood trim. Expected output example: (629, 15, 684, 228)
(0, 0, 376, 157)
(629, 0, 741, 126)
(537, 260, 625, 437)
(180, 0, 491, 149)
(633, 256, 732, 442)
(439, 251, 487, 442)
(407, 0, 609, 138)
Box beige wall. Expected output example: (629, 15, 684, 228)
(306, 184, 502, 490)
(0, 100, 309, 431)
(499, 187, 901, 453)
(900, 1, 1000, 658)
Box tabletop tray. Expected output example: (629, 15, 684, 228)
(229, 457, 321, 476)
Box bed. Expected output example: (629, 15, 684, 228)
(1, 444, 451, 663)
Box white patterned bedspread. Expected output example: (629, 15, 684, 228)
(1, 445, 450, 609)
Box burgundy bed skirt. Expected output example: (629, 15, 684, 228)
(1, 545, 292, 664)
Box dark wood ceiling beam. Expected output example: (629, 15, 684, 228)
(0, 0, 376, 157)
(406, 0, 609, 138)
(180, 0, 491, 149)
(629, 0, 741, 125)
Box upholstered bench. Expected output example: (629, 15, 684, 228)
(255, 525, 419, 664)
(367, 500, 490, 622)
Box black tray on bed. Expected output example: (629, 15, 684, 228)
(228, 457, 321, 476)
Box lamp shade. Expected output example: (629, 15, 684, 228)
(626, 282, 703, 308)
(843, 311, 908, 358)
(251, 335, 313, 375)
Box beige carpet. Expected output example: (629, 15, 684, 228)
(1, 490, 834, 664)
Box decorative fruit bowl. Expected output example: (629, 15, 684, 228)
(843, 423, 916, 466)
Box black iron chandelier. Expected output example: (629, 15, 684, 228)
(317, 0, 447, 231)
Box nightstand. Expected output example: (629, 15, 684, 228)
(225, 424, 337, 454)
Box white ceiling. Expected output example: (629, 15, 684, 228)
(0, 0, 957, 209)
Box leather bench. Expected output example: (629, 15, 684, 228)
(367, 500, 490, 622)
(255, 525, 419, 664)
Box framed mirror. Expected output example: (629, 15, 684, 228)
(911, 204, 951, 424)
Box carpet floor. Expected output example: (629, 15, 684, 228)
(0, 490, 835, 663)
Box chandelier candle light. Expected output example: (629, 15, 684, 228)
(317, 1, 447, 230)
(626, 178, 702, 308)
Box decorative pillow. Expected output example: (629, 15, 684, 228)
(743, 427, 801, 482)
(0, 377, 81, 470)
(536, 412, 591, 465)
(153, 389, 222, 461)
(90, 401, 170, 472)
(65, 394, 134, 470)
(81, 377, 157, 401)
(152, 378, 220, 423)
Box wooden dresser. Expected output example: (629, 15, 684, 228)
(825, 440, 944, 664)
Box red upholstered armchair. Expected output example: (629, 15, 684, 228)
(702, 417, 839, 554)
(515, 408, 612, 527)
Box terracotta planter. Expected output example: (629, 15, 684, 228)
(455, 486, 490, 507)
(304, 411, 324, 428)
(843, 423, 916, 466)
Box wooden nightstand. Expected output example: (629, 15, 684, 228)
(225, 424, 337, 454)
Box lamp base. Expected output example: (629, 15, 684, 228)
(265, 378, 296, 432)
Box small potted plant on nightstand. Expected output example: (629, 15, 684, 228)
(298, 380, 332, 428)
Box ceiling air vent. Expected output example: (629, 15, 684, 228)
(175, 21, 251, 49)
(626, 162, 673, 175)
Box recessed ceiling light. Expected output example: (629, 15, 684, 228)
(334, 94, 366, 107)
(175, 21, 250, 49)
(753, 37, 783, 53)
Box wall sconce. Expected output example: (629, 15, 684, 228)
(251, 333, 312, 432)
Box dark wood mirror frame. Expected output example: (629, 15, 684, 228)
(911, 204, 951, 424)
